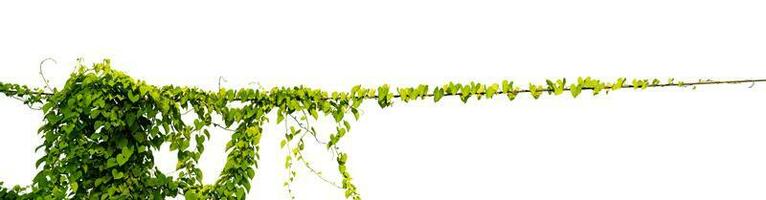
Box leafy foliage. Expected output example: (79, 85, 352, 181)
(0, 59, 739, 199)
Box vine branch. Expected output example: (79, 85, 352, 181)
(375, 78, 766, 99)
(3, 78, 765, 102)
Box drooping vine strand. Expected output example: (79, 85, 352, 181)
(0, 59, 764, 200)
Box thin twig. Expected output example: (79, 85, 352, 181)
(296, 149, 343, 189)
(285, 115, 344, 189)
(290, 113, 327, 145)
(213, 123, 237, 132)
(10, 96, 42, 110)
(38, 58, 57, 92)
(180, 108, 194, 116)
(218, 76, 227, 91)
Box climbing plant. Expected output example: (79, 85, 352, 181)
(0, 59, 763, 199)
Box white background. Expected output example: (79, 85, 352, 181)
(2, 0, 766, 199)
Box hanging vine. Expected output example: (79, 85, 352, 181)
(0, 59, 763, 199)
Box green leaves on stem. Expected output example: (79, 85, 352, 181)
(0, 59, 702, 199)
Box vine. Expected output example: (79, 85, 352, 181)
(0, 59, 763, 199)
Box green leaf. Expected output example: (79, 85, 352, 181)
(106, 158, 118, 169)
(285, 155, 292, 169)
(486, 83, 499, 98)
(501, 80, 511, 93)
(62, 124, 75, 134)
(350, 85, 361, 96)
(185, 191, 199, 200)
(112, 169, 124, 179)
(447, 82, 459, 94)
(397, 87, 410, 102)
(116, 154, 129, 166)
(589, 79, 603, 95)
(247, 167, 255, 179)
(377, 84, 391, 107)
(309, 109, 319, 120)
(70, 181, 78, 192)
(127, 90, 139, 102)
(613, 77, 626, 90)
(546, 79, 556, 95)
(506, 91, 517, 101)
(529, 83, 542, 99)
(460, 85, 472, 103)
(570, 84, 582, 98)
(42, 102, 54, 113)
(277, 111, 285, 124)
(416, 84, 429, 99)
(433, 87, 444, 102)
(554, 79, 566, 95)
(651, 78, 661, 86)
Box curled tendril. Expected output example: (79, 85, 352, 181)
(218, 76, 228, 91)
(38, 58, 57, 92)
